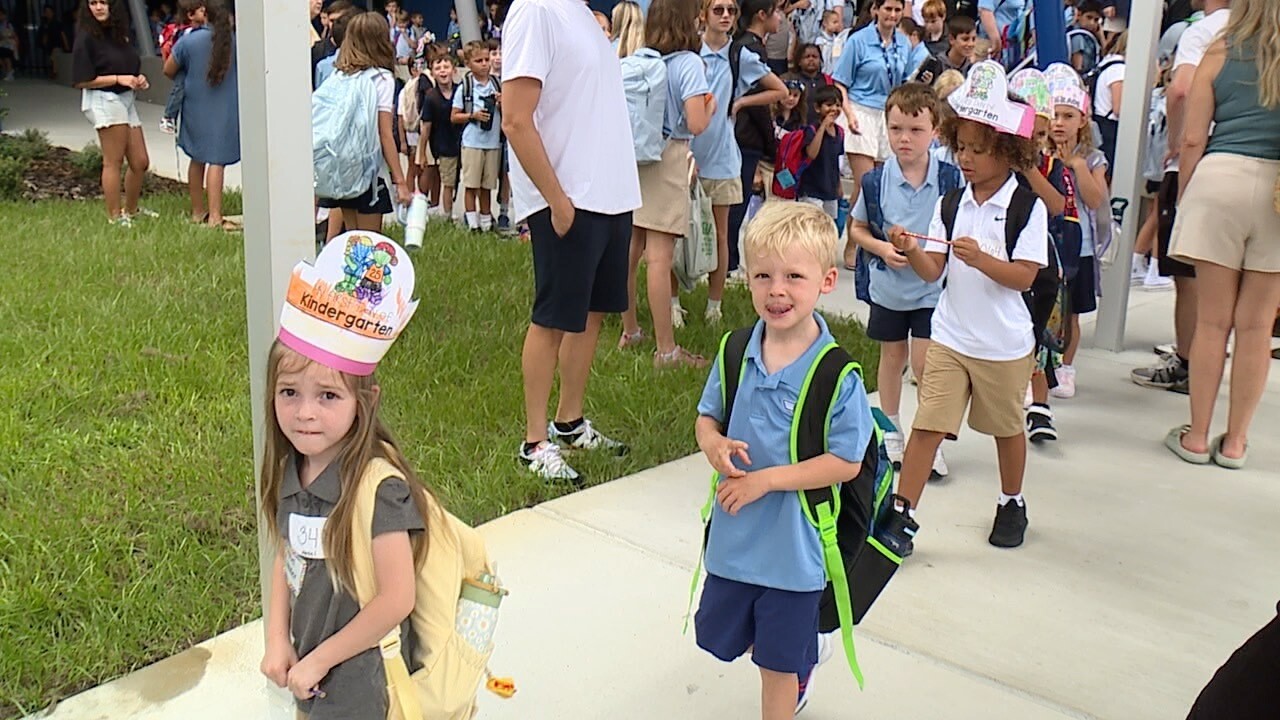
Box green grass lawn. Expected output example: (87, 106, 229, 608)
(0, 194, 876, 717)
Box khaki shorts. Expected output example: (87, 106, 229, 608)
(913, 343, 1035, 438)
(838, 102, 890, 162)
(635, 139, 692, 236)
(1168, 153, 1280, 273)
(461, 147, 501, 190)
(699, 176, 743, 206)
(437, 155, 460, 187)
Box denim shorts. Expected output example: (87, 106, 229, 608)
(694, 573, 822, 675)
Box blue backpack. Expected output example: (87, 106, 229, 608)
(620, 48, 669, 165)
(854, 162, 963, 304)
(313, 68, 381, 200)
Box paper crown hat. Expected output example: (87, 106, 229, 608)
(278, 231, 418, 376)
(1009, 68, 1053, 119)
(1043, 63, 1091, 115)
(949, 61, 1036, 139)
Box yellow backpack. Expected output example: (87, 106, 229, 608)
(350, 457, 512, 719)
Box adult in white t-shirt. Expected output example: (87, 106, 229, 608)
(1128, 1, 1229, 392)
(502, 0, 643, 483)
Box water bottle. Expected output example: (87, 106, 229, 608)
(404, 192, 429, 249)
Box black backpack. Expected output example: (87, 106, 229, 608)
(939, 185, 1062, 353)
(1083, 57, 1124, 118)
(686, 326, 899, 689)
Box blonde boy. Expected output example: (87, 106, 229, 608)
(450, 41, 502, 231)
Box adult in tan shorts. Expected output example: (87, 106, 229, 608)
(1163, 1, 1280, 471)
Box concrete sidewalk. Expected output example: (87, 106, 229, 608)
(32, 282, 1280, 720)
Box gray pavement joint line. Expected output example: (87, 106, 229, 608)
(530, 505, 1100, 720)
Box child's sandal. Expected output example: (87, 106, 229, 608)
(617, 329, 646, 350)
(654, 346, 708, 370)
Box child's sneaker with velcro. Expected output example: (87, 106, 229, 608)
(1026, 403, 1057, 443)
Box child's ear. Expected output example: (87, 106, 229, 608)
(821, 266, 839, 294)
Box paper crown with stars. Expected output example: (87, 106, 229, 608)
(949, 61, 1036, 139)
(278, 231, 419, 376)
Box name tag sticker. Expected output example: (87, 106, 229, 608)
(289, 513, 328, 559)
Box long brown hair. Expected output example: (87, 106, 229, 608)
(645, 0, 701, 55)
(335, 11, 395, 74)
(259, 341, 439, 597)
(205, 0, 233, 86)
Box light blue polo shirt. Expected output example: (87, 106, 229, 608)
(979, 0, 1027, 39)
(852, 155, 946, 311)
(451, 76, 502, 150)
(696, 314, 875, 592)
(832, 24, 918, 110)
(690, 41, 769, 180)
(664, 50, 710, 141)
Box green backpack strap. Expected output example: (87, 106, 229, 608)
(792, 343, 868, 688)
(684, 327, 753, 634)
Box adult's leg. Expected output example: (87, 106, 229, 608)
(553, 311, 606, 426)
(994, 433, 1027, 495)
(523, 323, 566, 443)
(727, 149, 761, 272)
(645, 232, 680, 355)
(878, 340, 909, 417)
(122, 126, 150, 215)
(341, 208, 361, 233)
(1175, 276, 1198, 360)
(206, 165, 226, 225)
(1221, 271, 1280, 458)
(759, 667, 799, 720)
(1182, 262, 1241, 454)
(325, 210, 345, 241)
(707, 203, 731, 302)
(97, 124, 128, 218)
(620, 226, 647, 340)
(187, 159, 208, 222)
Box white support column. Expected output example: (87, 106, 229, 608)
(455, 0, 483, 44)
(236, 0, 317, 615)
(1092, 6, 1161, 351)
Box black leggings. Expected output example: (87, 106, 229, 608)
(726, 148, 763, 272)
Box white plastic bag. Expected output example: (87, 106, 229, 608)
(675, 178, 717, 292)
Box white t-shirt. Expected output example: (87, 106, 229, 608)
(370, 68, 395, 113)
(925, 175, 1050, 361)
(1093, 54, 1125, 120)
(501, 0, 642, 223)
(1167, 8, 1229, 172)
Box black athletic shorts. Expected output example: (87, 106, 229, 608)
(317, 177, 394, 216)
(1186, 603, 1280, 720)
(528, 207, 631, 333)
(866, 302, 933, 342)
(1157, 172, 1196, 278)
(1068, 256, 1098, 314)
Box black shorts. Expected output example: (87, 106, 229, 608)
(866, 302, 933, 342)
(1157, 172, 1196, 278)
(318, 177, 394, 216)
(529, 207, 631, 333)
(1187, 603, 1280, 720)
(1068, 256, 1098, 314)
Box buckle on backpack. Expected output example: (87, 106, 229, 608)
(378, 632, 402, 659)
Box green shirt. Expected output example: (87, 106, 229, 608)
(1207, 46, 1280, 161)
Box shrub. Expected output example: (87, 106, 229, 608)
(0, 129, 51, 164)
(72, 142, 104, 177)
(0, 156, 23, 201)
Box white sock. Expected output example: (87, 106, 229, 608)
(1132, 253, 1147, 271)
(465, 211, 479, 229)
(892, 497, 917, 518)
(999, 492, 1025, 507)
(479, 214, 493, 230)
(888, 414, 902, 433)
(706, 298, 722, 313)
(499, 202, 509, 217)
(1144, 261, 1163, 283)
(671, 296, 683, 309)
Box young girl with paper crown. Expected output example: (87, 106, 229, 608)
(890, 61, 1049, 550)
(257, 230, 430, 719)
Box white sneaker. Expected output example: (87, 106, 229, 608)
(796, 633, 835, 715)
(1143, 262, 1173, 291)
(1050, 365, 1076, 399)
(930, 446, 949, 479)
(884, 430, 905, 469)
(671, 303, 687, 329)
(1130, 255, 1148, 286)
(519, 441, 580, 482)
(547, 418, 628, 456)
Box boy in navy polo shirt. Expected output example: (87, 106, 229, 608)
(799, 85, 846, 221)
(694, 201, 875, 718)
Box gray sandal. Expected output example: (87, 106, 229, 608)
(1165, 425, 1210, 465)
(1210, 434, 1248, 470)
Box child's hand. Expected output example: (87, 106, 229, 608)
(716, 471, 771, 515)
(952, 236, 985, 266)
(473, 108, 491, 124)
(879, 239, 910, 269)
(260, 636, 299, 689)
(286, 653, 331, 700)
(886, 225, 915, 255)
(703, 434, 750, 479)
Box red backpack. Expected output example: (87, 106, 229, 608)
(771, 124, 842, 200)
(159, 23, 185, 60)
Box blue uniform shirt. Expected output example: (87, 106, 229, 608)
(691, 41, 769, 180)
(696, 314, 875, 592)
(451, 76, 503, 150)
(979, 0, 1028, 39)
(852, 155, 946, 311)
(664, 50, 710, 141)
(833, 24, 917, 110)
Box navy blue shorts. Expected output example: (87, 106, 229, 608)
(1068, 256, 1097, 314)
(866, 302, 933, 342)
(694, 574, 822, 675)
(528, 207, 631, 333)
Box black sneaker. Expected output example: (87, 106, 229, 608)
(878, 495, 919, 558)
(1026, 404, 1057, 443)
(989, 499, 1028, 548)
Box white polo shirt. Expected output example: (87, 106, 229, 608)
(501, 0, 642, 224)
(925, 174, 1049, 361)
(1166, 8, 1230, 173)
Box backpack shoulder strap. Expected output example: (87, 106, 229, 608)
(728, 38, 744, 104)
(1004, 185, 1039, 260)
(861, 166, 886, 240)
(717, 326, 754, 433)
(940, 187, 964, 241)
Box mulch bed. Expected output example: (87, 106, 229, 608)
(22, 146, 186, 202)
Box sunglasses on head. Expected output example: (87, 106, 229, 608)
(710, 5, 739, 16)
(785, 80, 804, 90)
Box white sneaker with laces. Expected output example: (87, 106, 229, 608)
(519, 441, 580, 482)
(671, 303, 687, 329)
(548, 418, 629, 455)
(931, 446, 949, 479)
(1050, 365, 1076, 399)
(883, 430, 905, 468)
(1130, 255, 1147, 286)
(1143, 262, 1174, 291)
